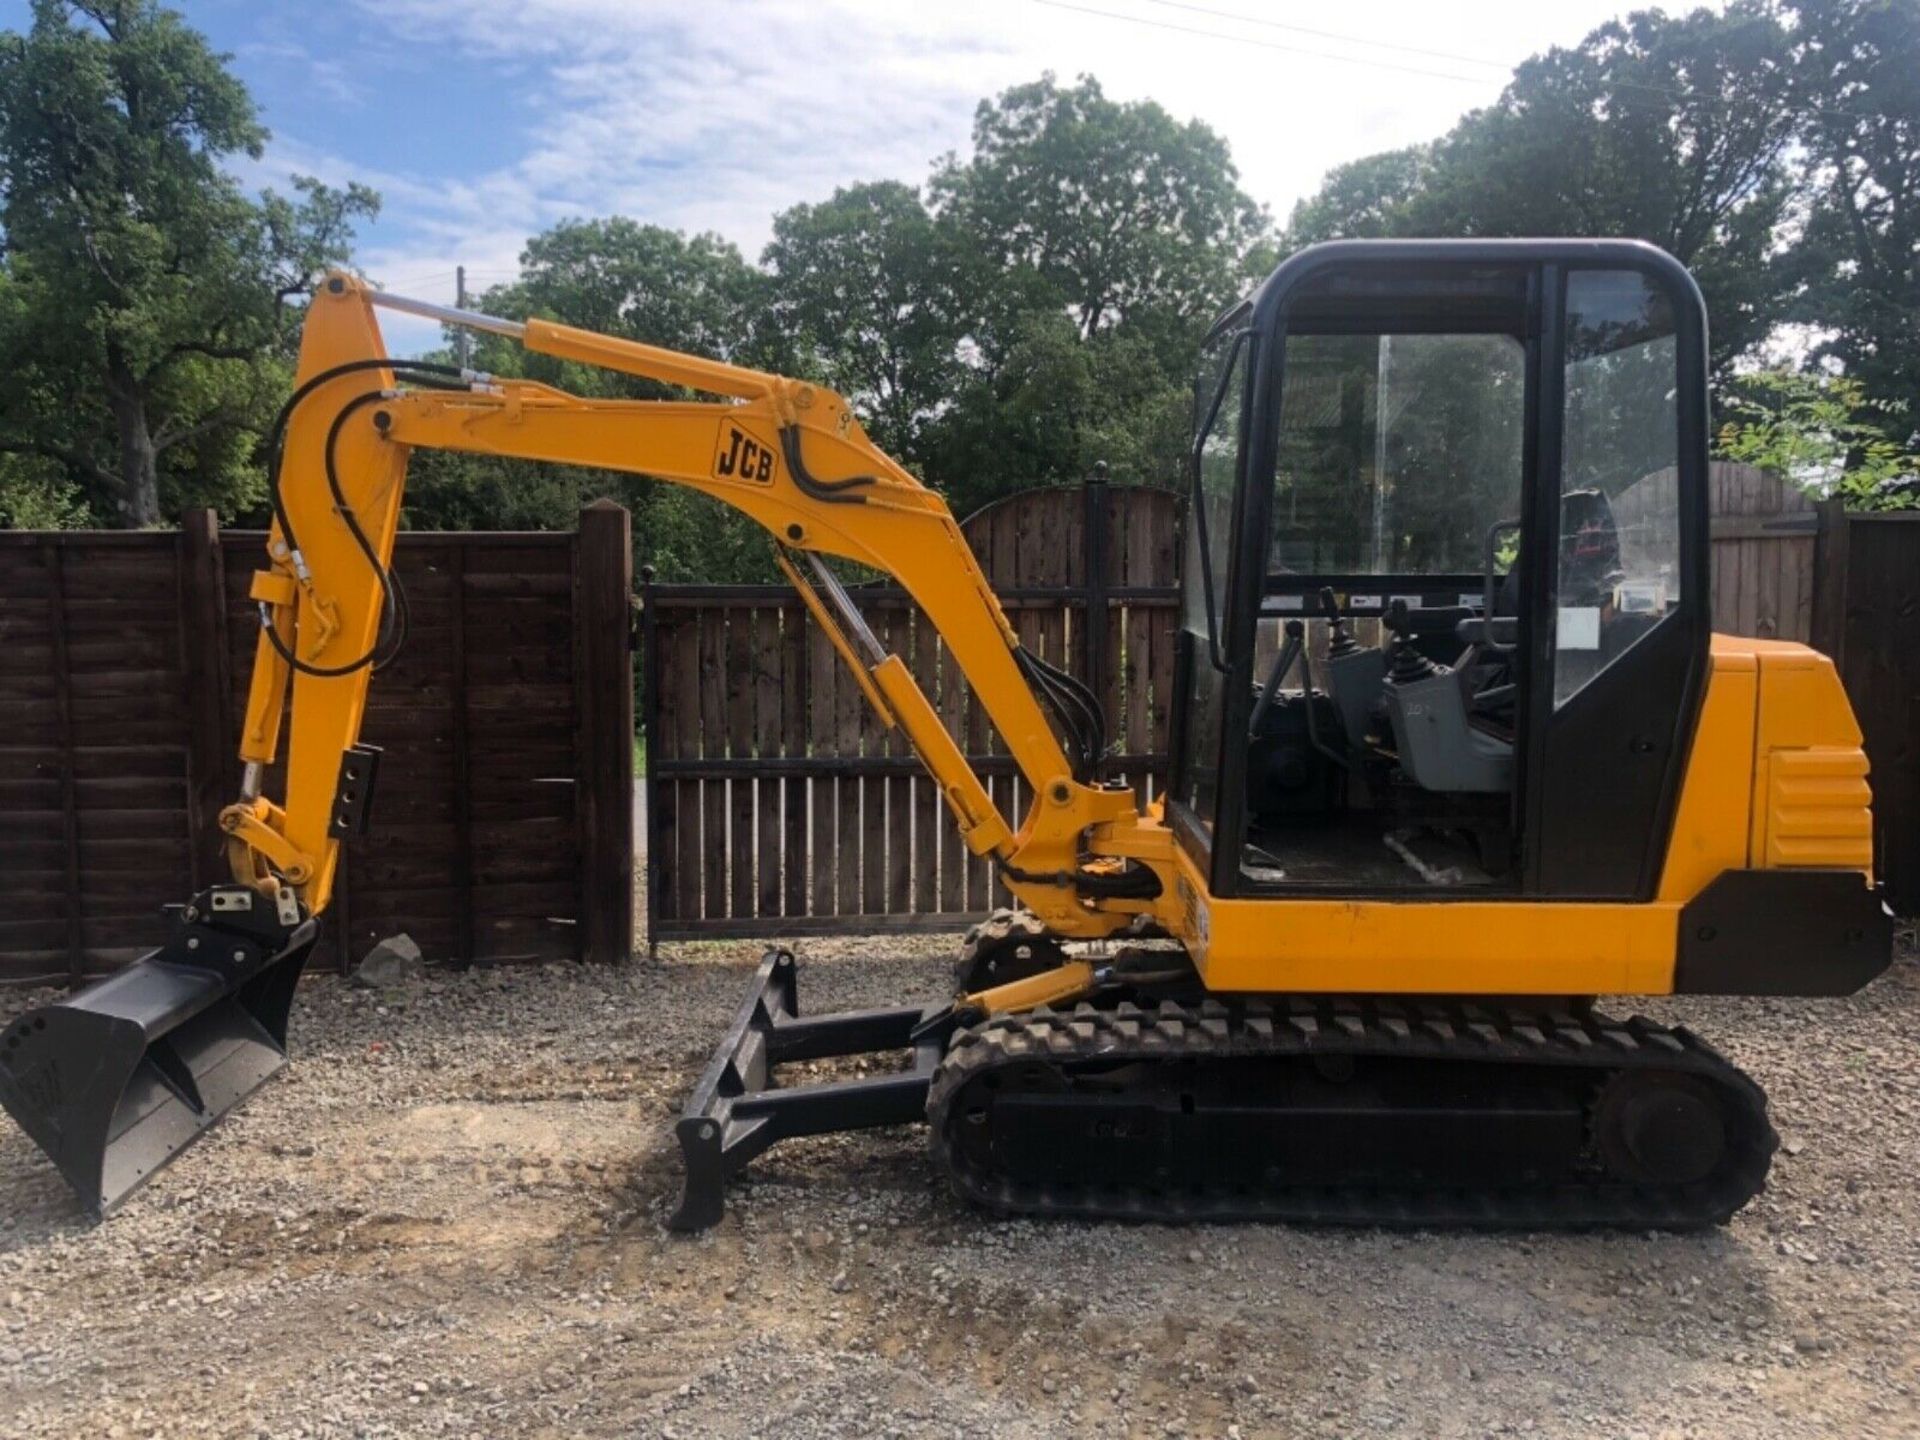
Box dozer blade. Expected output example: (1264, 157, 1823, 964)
(0, 885, 316, 1217)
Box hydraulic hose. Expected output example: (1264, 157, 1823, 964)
(259, 359, 470, 680)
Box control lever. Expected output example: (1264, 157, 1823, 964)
(1320, 586, 1361, 658)
(1248, 619, 1304, 736)
(1249, 618, 1349, 770)
(1384, 599, 1444, 684)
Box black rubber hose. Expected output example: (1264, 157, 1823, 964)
(259, 361, 469, 679)
(263, 358, 464, 554)
(262, 388, 422, 678)
(1019, 648, 1106, 773)
(1016, 649, 1097, 780)
(1029, 649, 1106, 757)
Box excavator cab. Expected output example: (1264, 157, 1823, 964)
(1173, 242, 1705, 901)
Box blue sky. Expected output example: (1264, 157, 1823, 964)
(3, 1, 1672, 352)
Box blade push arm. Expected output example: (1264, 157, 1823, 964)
(232, 275, 1168, 936)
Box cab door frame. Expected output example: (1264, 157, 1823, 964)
(1521, 255, 1713, 898)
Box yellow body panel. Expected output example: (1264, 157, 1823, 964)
(1744, 640, 1875, 871)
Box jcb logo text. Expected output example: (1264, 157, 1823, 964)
(716, 426, 775, 483)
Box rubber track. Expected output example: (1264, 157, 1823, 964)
(927, 997, 1777, 1229)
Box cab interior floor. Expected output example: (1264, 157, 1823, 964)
(1242, 817, 1501, 888)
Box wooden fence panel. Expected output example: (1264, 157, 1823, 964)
(1814, 507, 1920, 914)
(640, 479, 1182, 942)
(0, 508, 631, 987)
(1615, 462, 1820, 642)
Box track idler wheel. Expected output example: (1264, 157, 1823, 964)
(1593, 1070, 1728, 1186)
(954, 909, 1066, 993)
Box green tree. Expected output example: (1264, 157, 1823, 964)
(1783, 0, 1920, 433)
(921, 312, 1191, 516)
(0, 1, 377, 526)
(486, 216, 771, 380)
(1282, 5, 1801, 375)
(1716, 369, 1917, 510)
(763, 181, 971, 465)
(403, 218, 782, 580)
(932, 73, 1267, 366)
(1284, 145, 1435, 247)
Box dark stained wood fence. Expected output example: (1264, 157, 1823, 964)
(0, 505, 633, 987)
(1814, 505, 1920, 914)
(642, 479, 1180, 941)
(1608, 462, 1821, 642)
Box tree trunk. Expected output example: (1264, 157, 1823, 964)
(104, 361, 161, 528)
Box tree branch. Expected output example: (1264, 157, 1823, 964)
(0, 436, 117, 490)
(157, 337, 257, 366)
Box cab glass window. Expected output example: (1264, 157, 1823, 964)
(1555, 271, 1681, 706)
(1270, 332, 1525, 578)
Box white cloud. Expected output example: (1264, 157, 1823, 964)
(243, 0, 1694, 353)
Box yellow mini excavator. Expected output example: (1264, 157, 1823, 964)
(0, 240, 1892, 1227)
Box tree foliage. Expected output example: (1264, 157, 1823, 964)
(405, 73, 1266, 552)
(401, 218, 782, 580)
(1285, 4, 1802, 376)
(763, 181, 971, 464)
(1, 0, 1914, 556)
(1783, 0, 1920, 430)
(934, 74, 1265, 362)
(0, 1, 376, 527)
(1715, 369, 1917, 509)
(1281, 0, 1917, 470)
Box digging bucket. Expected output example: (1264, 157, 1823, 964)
(0, 885, 316, 1217)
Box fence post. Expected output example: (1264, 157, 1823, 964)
(1811, 496, 1851, 668)
(1083, 462, 1110, 779)
(447, 542, 476, 963)
(574, 500, 635, 964)
(177, 510, 234, 895)
(637, 564, 661, 959)
(44, 543, 82, 986)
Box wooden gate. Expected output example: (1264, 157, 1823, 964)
(641, 479, 1180, 941)
(1704, 462, 1821, 642)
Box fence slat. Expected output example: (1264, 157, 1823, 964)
(754, 606, 782, 920)
(912, 609, 939, 915)
(780, 604, 808, 918)
(885, 606, 912, 915)
(727, 606, 756, 920)
(808, 618, 837, 917)
(177, 511, 231, 890)
(835, 605, 864, 915)
(699, 607, 728, 920)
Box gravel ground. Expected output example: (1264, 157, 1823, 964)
(1, 924, 1917, 1440)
